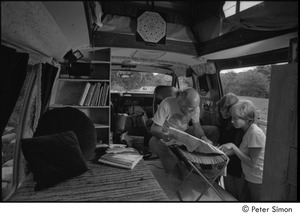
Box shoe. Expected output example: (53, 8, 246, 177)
(142, 152, 152, 160)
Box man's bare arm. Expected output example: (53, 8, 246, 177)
(151, 122, 174, 142)
(192, 122, 213, 144)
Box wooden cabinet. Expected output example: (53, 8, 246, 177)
(261, 63, 297, 201)
(50, 48, 111, 144)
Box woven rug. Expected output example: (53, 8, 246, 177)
(9, 160, 168, 201)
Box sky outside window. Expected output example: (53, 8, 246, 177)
(223, 1, 263, 18)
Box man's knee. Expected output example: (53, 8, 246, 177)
(149, 136, 162, 153)
(149, 136, 170, 154)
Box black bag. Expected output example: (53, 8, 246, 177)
(126, 112, 148, 136)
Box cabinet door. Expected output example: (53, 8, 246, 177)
(261, 63, 298, 201)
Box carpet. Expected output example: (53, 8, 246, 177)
(144, 158, 237, 201)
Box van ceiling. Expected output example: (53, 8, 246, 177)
(1, 2, 89, 60)
(1, 1, 298, 69)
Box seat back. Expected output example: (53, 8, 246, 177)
(153, 85, 177, 114)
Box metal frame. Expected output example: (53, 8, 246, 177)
(176, 149, 229, 201)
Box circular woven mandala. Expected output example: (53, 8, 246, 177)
(137, 11, 166, 43)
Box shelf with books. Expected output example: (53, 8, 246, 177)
(50, 80, 110, 107)
(50, 48, 111, 144)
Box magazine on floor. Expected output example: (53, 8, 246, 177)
(98, 147, 143, 169)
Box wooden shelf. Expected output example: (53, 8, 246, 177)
(94, 124, 110, 129)
(50, 48, 111, 143)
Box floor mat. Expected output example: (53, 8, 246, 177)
(145, 159, 237, 201)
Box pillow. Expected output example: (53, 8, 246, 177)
(21, 130, 88, 191)
(34, 107, 97, 161)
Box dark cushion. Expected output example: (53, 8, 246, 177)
(34, 107, 96, 160)
(21, 130, 88, 191)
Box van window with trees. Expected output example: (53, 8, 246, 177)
(220, 63, 287, 133)
(111, 71, 172, 93)
(111, 70, 194, 93)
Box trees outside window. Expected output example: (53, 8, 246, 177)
(220, 63, 286, 133)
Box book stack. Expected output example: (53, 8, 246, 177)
(79, 82, 110, 106)
(98, 147, 143, 169)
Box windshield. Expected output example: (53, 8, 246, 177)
(111, 71, 173, 93)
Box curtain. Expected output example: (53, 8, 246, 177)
(190, 62, 216, 76)
(171, 62, 217, 78)
(40, 63, 58, 114)
(0, 45, 28, 139)
(222, 2, 298, 35)
(171, 65, 188, 77)
(16, 62, 59, 137)
(25, 64, 42, 137)
(89, 1, 103, 29)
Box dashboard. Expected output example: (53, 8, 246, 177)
(111, 92, 154, 118)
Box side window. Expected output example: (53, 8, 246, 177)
(220, 63, 287, 134)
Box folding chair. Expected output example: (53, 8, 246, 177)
(175, 147, 229, 201)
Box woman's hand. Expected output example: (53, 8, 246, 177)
(219, 143, 235, 152)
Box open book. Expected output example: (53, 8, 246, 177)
(165, 127, 225, 155)
(98, 148, 143, 169)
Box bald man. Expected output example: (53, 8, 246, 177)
(149, 87, 219, 179)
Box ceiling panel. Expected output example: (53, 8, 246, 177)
(111, 47, 201, 66)
(42, 2, 90, 50)
(1, 1, 70, 60)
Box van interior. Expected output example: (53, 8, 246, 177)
(1, 1, 298, 202)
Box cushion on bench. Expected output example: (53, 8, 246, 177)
(34, 107, 97, 160)
(21, 130, 88, 191)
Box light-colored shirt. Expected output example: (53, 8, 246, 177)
(152, 96, 200, 131)
(240, 124, 266, 184)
